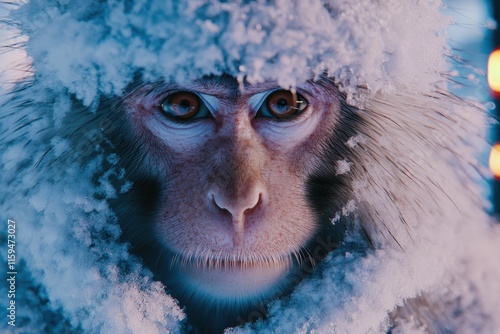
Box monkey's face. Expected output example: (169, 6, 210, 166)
(124, 76, 341, 306)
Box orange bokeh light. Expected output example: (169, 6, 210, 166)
(489, 143, 500, 178)
(488, 49, 500, 96)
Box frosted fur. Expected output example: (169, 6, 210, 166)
(1, 0, 500, 333)
(12, 0, 446, 106)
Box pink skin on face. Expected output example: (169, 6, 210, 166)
(125, 77, 341, 300)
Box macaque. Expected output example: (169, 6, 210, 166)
(2, 1, 493, 333)
(105, 75, 357, 333)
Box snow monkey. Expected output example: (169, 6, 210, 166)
(2, 0, 496, 334)
(109, 75, 357, 333)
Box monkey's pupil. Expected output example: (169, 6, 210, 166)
(274, 97, 293, 114)
(179, 99, 191, 111)
(277, 98, 287, 106)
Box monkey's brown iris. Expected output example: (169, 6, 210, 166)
(266, 90, 302, 119)
(161, 91, 201, 119)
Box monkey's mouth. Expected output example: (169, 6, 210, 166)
(169, 254, 296, 300)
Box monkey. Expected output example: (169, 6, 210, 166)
(1, 0, 498, 333)
(0, 73, 357, 333)
(103, 75, 359, 333)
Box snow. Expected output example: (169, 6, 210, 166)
(0, 0, 499, 333)
(11, 0, 448, 107)
(335, 159, 353, 175)
(346, 134, 366, 149)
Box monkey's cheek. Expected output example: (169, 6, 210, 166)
(179, 262, 291, 301)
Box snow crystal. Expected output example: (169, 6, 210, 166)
(335, 159, 353, 175)
(345, 134, 366, 149)
(341, 199, 356, 216)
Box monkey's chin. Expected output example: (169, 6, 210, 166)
(178, 261, 292, 301)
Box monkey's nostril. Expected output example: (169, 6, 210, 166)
(211, 189, 263, 219)
(244, 192, 262, 216)
(212, 193, 232, 215)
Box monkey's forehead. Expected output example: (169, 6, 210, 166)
(12, 0, 448, 106)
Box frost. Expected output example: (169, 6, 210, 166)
(330, 200, 357, 225)
(10, 0, 448, 105)
(330, 212, 341, 225)
(50, 137, 69, 157)
(335, 159, 353, 175)
(341, 200, 356, 216)
(346, 134, 366, 149)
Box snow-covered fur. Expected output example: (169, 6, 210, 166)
(1, 0, 499, 333)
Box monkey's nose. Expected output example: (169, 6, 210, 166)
(211, 186, 264, 223)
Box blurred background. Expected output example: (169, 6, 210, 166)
(441, 0, 498, 214)
(477, 0, 500, 215)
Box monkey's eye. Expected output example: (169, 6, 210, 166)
(160, 91, 211, 120)
(257, 90, 308, 120)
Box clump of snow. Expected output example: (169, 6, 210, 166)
(346, 134, 366, 149)
(11, 0, 448, 106)
(341, 199, 357, 216)
(330, 199, 356, 224)
(335, 159, 353, 175)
